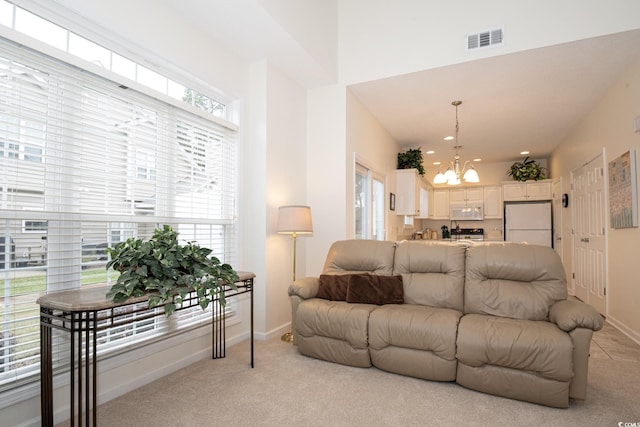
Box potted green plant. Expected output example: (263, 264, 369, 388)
(397, 148, 425, 176)
(507, 157, 546, 181)
(106, 225, 239, 316)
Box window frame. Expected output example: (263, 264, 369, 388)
(0, 1, 240, 396)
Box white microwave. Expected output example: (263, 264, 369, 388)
(450, 204, 484, 221)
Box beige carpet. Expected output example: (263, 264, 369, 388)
(73, 335, 640, 427)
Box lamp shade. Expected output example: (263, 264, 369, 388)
(433, 171, 447, 184)
(463, 166, 480, 183)
(277, 205, 313, 234)
(443, 168, 457, 182)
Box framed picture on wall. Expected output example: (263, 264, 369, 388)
(608, 149, 638, 229)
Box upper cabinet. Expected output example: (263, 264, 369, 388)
(483, 186, 503, 218)
(431, 186, 499, 220)
(416, 186, 432, 219)
(395, 169, 431, 217)
(432, 189, 450, 219)
(502, 179, 552, 201)
(449, 187, 483, 205)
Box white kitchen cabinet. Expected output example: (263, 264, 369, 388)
(483, 185, 503, 219)
(503, 180, 552, 201)
(395, 169, 431, 217)
(449, 187, 483, 205)
(416, 186, 432, 219)
(432, 189, 450, 219)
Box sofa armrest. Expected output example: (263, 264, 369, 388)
(288, 277, 320, 300)
(549, 300, 604, 332)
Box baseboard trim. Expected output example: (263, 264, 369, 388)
(257, 322, 291, 341)
(605, 315, 640, 346)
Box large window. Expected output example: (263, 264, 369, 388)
(355, 162, 385, 240)
(0, 5, 237, 391)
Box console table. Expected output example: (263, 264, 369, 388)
(37, 271, 255, 427)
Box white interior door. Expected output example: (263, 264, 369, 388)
(572, 153, 607, 315)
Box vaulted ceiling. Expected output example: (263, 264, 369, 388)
(349, 29, 640, 165)
(157, 1, 640, 165)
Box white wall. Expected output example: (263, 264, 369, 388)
(305, 84, 347, 276)
(550, 57, 640, 343)
(258, 0, 338, 83)
(338, 0, 640, 85)
(244, 61, 268, 338)
(264, 61, 308, 337)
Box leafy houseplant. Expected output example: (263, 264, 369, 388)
(507, 157, 546, 182)
(397, 148, 425, 176)
(106, 225, 239, 316)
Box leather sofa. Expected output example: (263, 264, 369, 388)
(288, 239, 604, 408)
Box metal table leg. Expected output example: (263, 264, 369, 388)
(40, 308, 54, 427)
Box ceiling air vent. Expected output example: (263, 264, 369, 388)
(467, 28, 503, 50)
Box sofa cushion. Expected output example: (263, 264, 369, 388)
(322, 240, 396, 276)
(393, 241, 467, 311)
(456, 314, 573, 382)
(346, 274, 403, 305)
(369, 304, 462, 360)
(368, 304, 462, 382)
(296, 298, 377, 348)
(316, 274, 350, 301)
(464, 243, 568, 320)
(295, 298, 377, 367)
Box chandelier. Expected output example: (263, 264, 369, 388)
(433, 100, 480, 185)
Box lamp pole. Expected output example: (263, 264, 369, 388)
(277, 205, 313, 343)
(291, 231, 298, 281)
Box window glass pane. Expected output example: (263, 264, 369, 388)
(112, 53, 136, 81)
(4, 3, 227, 119)
(14, 9, 67, 51)
(168, 80, 186, 101)
(69, 33, 111, 69)
(137, 65, 167, 93)
(0, 1, 13, 27)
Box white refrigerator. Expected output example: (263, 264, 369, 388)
(504, 201, 553, 247)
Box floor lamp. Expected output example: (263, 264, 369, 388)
(277, 205, 313, 342)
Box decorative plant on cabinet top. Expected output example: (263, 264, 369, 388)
(397, 148, 425, 176)
(507, 157, 546, 181)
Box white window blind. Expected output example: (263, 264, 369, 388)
(0, 34, 237, 390)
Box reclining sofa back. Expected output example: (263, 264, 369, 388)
(464, 243, 567, 319)
(393, 241, 466, 312)
(319, 240, 569, 317)
(322, 239, 395, 275)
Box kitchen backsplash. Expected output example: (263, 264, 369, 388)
(401, 218, 504, 241)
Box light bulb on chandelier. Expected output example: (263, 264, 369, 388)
(433, 100, 480, 185)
